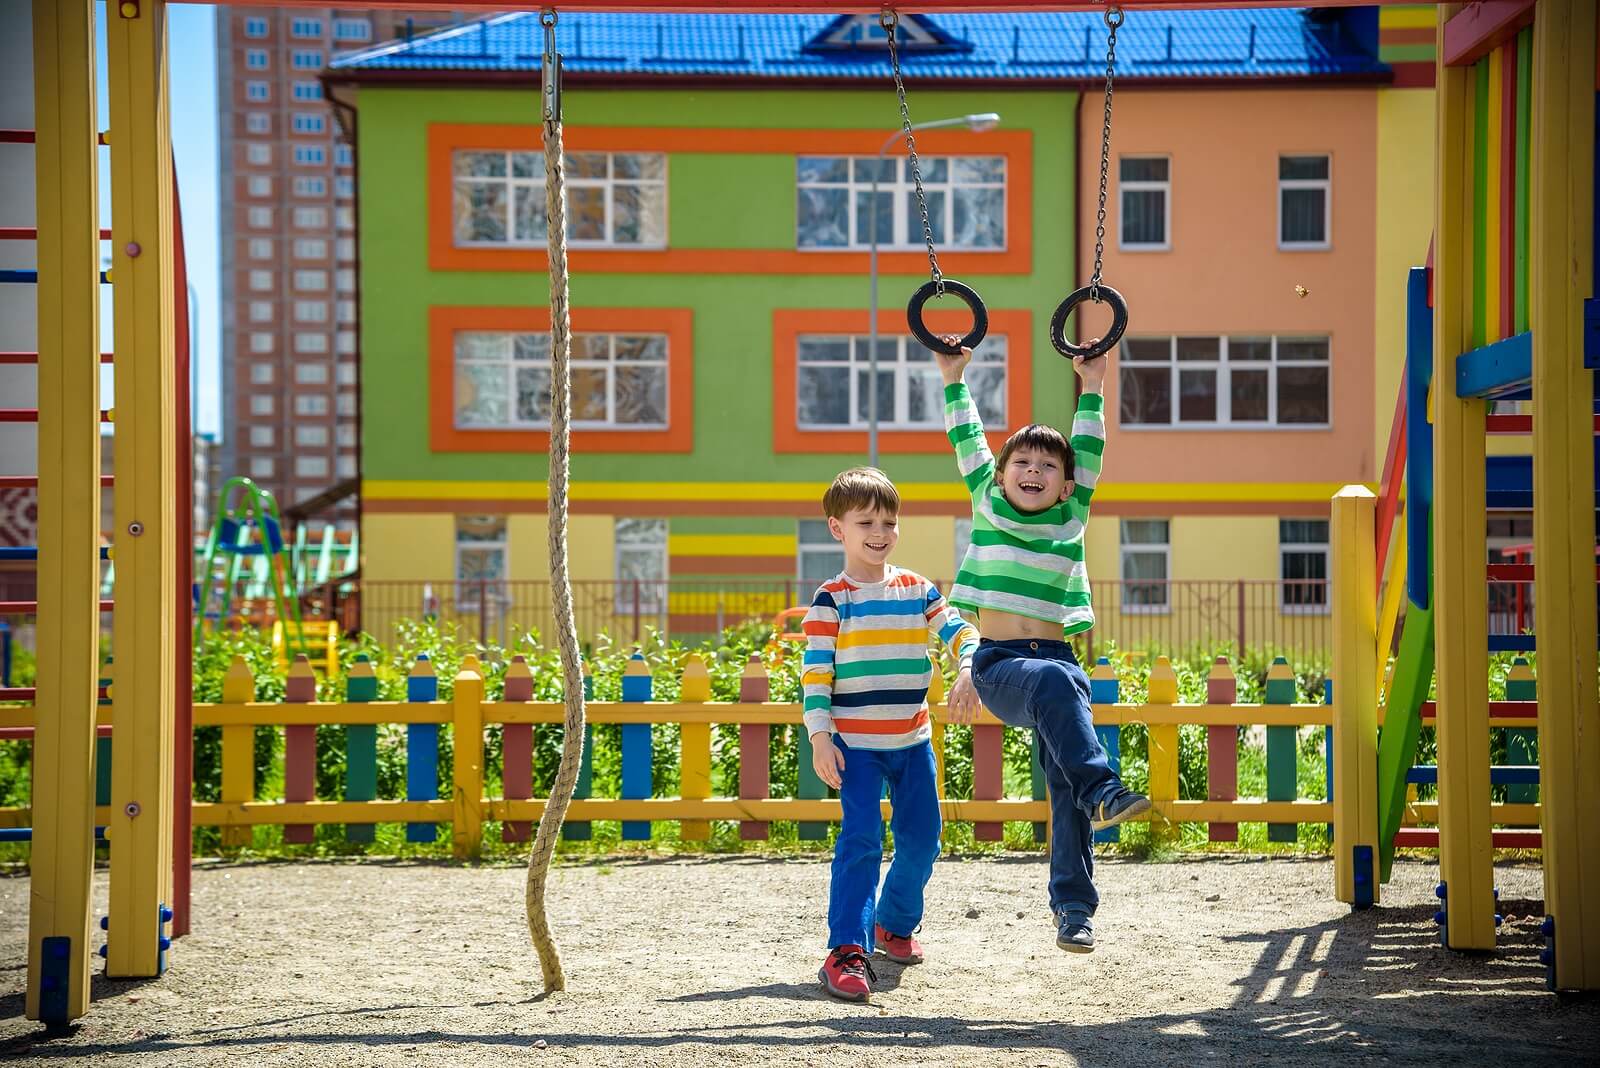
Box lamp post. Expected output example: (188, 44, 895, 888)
(867, 112, 1000, 468)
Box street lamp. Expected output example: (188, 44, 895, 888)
(867, 112, 1001, 468)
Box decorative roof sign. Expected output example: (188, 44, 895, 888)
(802, 13, 970, 56)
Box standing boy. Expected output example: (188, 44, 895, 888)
(803, 467, 981, 1001)
(938, 337, 1149, 953)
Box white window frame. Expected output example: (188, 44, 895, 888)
(248, 426, 274, 447)
(1119, 519, 1171, 615)
(244, 48, 269, 71)
(294, 455, 330, 479)
(290, 17, 323, 39)
(335, 176, 354, 199)
(294, 394, 330, 416)
(293, 145, 327, 167)
(336, 455, 357, 479)
(1118, 335, 1332, 430)
(795, 154, 1006, 251)
(245, 113, 270, 134)
(292, 113, 327, 135)
(613, 518, 668, 614)
(243, 16, 268, 39)
(249, 457, 275, 478)
(248, 269, 273, 292)
(293, 207, 328, 230)
(292, 81, 323, 102)
(293, 176, 327, 198)
(296, 424, 329, 445)
(452, 149, 667, 250)
(333, 18, 371, 42)
(247, 176, 272, 198)
(797, 519, 846, 588)
(335, 145, 354, 167)
(294, 300, 329, 323)
(1118, 154, 1171, 252)
(249, 363, 274, 385)
(1278, 154, 1332, 251)
(455, 515, 510, 613)
(249, 332, 274, 354)
(294, 332, 329, 354)
(453, 330, 670, 431)
(1279, 519, 1331, 615)
(248, 301, 273, 322)
(795, 333, 1008, 431)
(246, 143, 271, 166)
(293, 269, 328, 291)
(245, 81, 269, 102)
(249, 395, 274, 416)
(247, 237, 272, 259)
(291, 50, 324, 70)
(293, 237, 328, 259)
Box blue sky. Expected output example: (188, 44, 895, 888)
(95, 3, 221, 438)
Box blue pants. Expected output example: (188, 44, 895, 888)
(971, 638, 1121, 915)
(827, 737, 942, 950)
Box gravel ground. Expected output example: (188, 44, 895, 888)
(1, 854, 1595, 1067)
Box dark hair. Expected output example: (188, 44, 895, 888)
(822, 466, 900, 520)
(997, 424, 1074, 475)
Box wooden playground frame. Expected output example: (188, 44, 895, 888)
(13, 0, 1597, 1030)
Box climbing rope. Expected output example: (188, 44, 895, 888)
(525, 6, 582, 994)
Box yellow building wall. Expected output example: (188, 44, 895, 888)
(362, 513, 454, 580)
(564, 515, 615, 585)
(1171, 517, 1281, 581)
(508, 514, 549, 581)
(896, 515, 958, 583)
(1373, 86, 1438, 466)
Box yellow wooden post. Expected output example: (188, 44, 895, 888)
(452, 655, 485, 860)
(1433, 7, 1495, 951)
(104, 0, 178, 979)
(678, 654, 712, 841)
(219, 657, 255, 848)
(26, 0, 104, 1025)
(1528, 0, 1599, 991)
(1331, 485, 1380, 907)
(1146, 656, 1179, 845)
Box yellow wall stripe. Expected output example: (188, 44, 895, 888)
(365, 480, 1367, 504)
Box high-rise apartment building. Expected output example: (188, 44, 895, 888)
(216, 7, 461, 528)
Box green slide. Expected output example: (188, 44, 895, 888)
(1376, 599, 1435, 883)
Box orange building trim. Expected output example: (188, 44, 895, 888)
(427, 123, 1033, 275)
(427, 305, 695, 453)
(770, 308, 1033, 454)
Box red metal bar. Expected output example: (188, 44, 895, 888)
(1394, 827, 1541, 849)
(0, 475, 114, 488)
(1498, 39, 1517, 335)
(1486, 413, 1600, 433)
(0, 352, 114, 364)
(1419, 700, 1538, 720)
(1488, 563, 1600, 582)
(0, 600, 113, 614)
(1442, 0, 1537, 67)
(0, 130, 107, 145)
(0, 687, 110, 702)
(0, 227, 112, 240)
(0, 724, 113, 741)
(172, 167, 196, 937)
(1374, 376, 1408, 583)
(0, 409, 112, 423)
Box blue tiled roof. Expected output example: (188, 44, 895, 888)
(329, 10, 1388, 82)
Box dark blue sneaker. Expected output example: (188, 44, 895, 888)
(1055, 908, 1094, 953)
(1090, 788, 1151, 832)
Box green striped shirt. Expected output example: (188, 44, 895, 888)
(944, 382, 1106, 633)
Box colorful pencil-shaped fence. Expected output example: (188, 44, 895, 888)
(0, 649, 1546, 868)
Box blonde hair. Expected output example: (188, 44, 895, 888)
(822, 466, 900, 520)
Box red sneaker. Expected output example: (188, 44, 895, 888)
(874, 924, 924, 965)
(818, 944, 876, 1001)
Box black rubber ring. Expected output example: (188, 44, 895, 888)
(1049, 285, 1129, 360)
(906, 279, 989, 355)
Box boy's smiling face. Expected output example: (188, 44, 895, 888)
(828, 505, 899, 577)
(999, 445, 1075, 513)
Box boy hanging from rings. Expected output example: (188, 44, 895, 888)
(936, 332, 1149, 954)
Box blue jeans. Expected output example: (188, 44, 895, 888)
(971, 638, 1121, 915)
(827, 737, 942, 950)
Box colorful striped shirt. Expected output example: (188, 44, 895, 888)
(801, 567, 980, 750)
(944, 382, 1106, 633)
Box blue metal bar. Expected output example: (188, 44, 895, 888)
(1455, 331, 1532, 399)
(1407, 765, 1540, 787)
(0, 546, 111, 561)
(1488, 634, 1538, 652)
(0, 269, 110, 285)
(0, 827, 107, 843)
(1405, 267, 1434, 608)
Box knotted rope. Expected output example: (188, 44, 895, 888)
(524, 35, 583, 993)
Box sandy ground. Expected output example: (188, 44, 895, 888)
(0, 854, 1595, 1067)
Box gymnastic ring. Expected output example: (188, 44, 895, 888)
(906, 278, 989, 356)
(1049, 285, 1128, 360)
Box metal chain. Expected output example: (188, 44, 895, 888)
(1090, 6, 1123, 302)
(881, 10, 942, 295)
